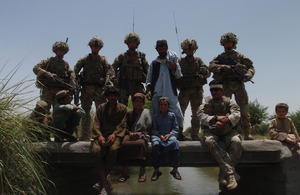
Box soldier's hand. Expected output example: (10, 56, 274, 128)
(220, 65, 231, 70)
(215, 121, 225, 131)
(199, 67, 209, 75)
(45, 72, 56, 82)
(236, 63, 247, 73)
(217, 116, 229, 124)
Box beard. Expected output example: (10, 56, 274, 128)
(159, 52, 167, 58)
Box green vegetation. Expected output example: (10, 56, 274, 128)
(0, 65, 51, 194)
(249, 99, 269, 136)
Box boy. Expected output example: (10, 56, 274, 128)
(53, 90, 85, 141)
(269, 103, 300, 151)
(151, 97, 182, 181)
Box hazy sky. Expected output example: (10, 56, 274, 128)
(1, 0, 300, 128)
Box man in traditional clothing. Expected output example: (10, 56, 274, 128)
(146, 40, 188, 141)
(118, 93, 152, 183)
(92, 87, 127, 195)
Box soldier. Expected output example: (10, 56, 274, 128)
(74, 36, 114, 141)
(198, 80, 242, 191)
(178, 39, 210, 141)
(112, 33, 149, 106)
(32, 41, 75, 140)
(29, 100, 53, 141)
(209, 32, 255, 140)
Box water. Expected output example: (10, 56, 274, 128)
(108, 167, 220, 195)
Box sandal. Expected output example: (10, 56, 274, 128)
(118, 175, 129, 183)
(92, 181, 102, 192)
(170, 171, 182, 180)
(138, 173, 146, 182)
(151, 171, 162, 181)
(100, 187, 112, 195)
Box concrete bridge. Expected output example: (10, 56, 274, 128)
(35, 140, 300, 195)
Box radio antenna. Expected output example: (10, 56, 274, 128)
(173, 11, 181, 58)
(132, 7, 135, 32)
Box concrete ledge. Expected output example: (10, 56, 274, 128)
(34, 140, 300, 195)
(34, 140, 282, 166)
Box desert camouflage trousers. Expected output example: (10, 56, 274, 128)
(178, 87, 203, 137)
(119, 81, 144, 106)
(203, 130, 242, 177)
(81, 85, 106, 139)
(222, 80, 251, 137)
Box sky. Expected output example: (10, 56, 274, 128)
(1, 0, 300, 129)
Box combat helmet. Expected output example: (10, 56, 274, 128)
(181, 39, 198, 54)
(88, 36, 104, 49)
(220, 32, 238, 49)
(52, 41, 69, 53)
(124, 33, 140, 46)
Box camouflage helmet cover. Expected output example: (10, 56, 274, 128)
(52, 41, 69, 53)
(88, 36, 104, 49)
(181, 39, 198, 52)
(124, 33, 141, 45)
(220, 32, 238, 48)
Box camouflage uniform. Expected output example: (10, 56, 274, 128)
(74, 36, 114, 141)
(209, 32, 255, 140)
(178, 39, 210, 140)
(33, 41, 75, 114)
(29, 100, 53, 140)
(198, 96, 242, 190)
(112, 33, 149, 106)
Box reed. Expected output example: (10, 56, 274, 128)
(0, 63, 51, 194)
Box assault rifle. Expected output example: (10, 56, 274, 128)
(216, 55, 254, 84)
(53, 75, 74, 89)
(37, 74, 73, 89)
(74, 72, 83, 106)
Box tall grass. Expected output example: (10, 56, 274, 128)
(0, 63, 51, 194)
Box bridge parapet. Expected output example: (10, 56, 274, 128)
(35, 140, 300, 195)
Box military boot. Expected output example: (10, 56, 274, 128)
(218, 173, 227, 187)
(227, 174, 237, 190)
(244, 134, 254, 140)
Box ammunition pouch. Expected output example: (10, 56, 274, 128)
(177, 75, 207, 89)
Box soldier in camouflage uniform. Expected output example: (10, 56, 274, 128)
(29, 100, 53, 141)
(112, 33, 149, 106)
(32, 41, 75, 139)
(209, 32, 255, 140)
(178, 39, 210, 141)
(198, 80, 242, 191)
(74, 36, 114, 141)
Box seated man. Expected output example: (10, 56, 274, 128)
(151, 97, 182, 181)
(118, 93, 152, 183)
(53, 90, 85, 142)
(198, 80, 241, 191)
(92, 87, 127, 195)
(269, 103, 300, 151)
